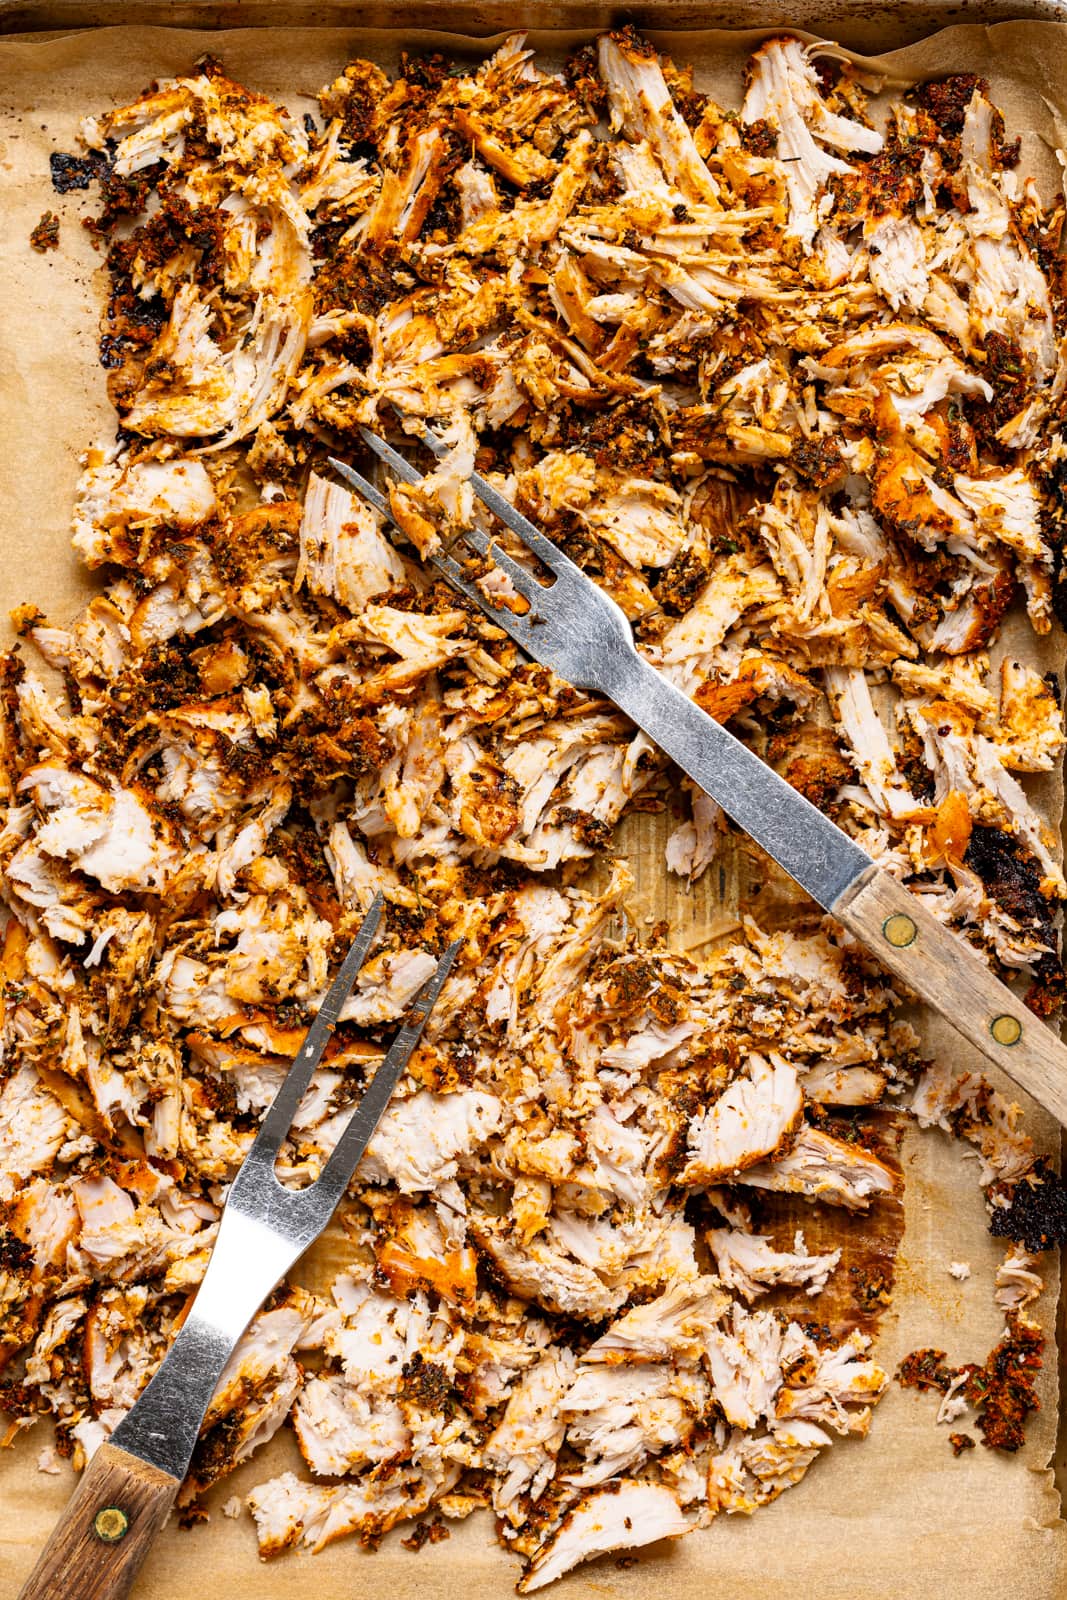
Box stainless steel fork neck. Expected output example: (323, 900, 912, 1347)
(227, 1139, 335, 1240)
(609, 655, 872, 911)
(109, 1209, 297, 1480)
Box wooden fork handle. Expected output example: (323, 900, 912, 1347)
(17, 1441, 180, 1600)
(834, 866, 1067, 1123)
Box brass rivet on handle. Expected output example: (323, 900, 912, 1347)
(991, 1014, 1023, 1047)
(93, 1506, 129, 1544)
(882, 912, 917, 949)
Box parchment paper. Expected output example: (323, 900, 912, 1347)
(0, 18, 1065, 1598)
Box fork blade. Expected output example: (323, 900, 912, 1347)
(350, 426, 555, 606)
(414, 423, 573, 573)
(250, 892, 384, 1157)
(431, 551, 538, 655)
(361, 422, 573, 582)
(314, 937, 463, 1201)
(454, 522, 548, 605)
(328, 451, 539, 655)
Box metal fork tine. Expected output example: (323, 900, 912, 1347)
(359, 426, 424, 486)
(326, 455, 541, 653)
(343, 430, 551, 605)
(328, 456, 390, 519)
(414, 423, 574, 573)
(455, 523, 548, 605)
(358, 421, 574, 580)
(430, 551, 540, 655)
(248, 893, 384, 1160)
(313, 937, 463, 1201)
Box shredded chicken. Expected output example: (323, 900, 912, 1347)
(2, 28, 1062, 1593)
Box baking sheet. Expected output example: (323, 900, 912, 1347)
(7, 0, 1067, 56)
(0, 17, 1065, 1598)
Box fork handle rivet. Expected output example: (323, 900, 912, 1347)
(882, 912, 917, 948)
(93, 1506, 129, 1543)
(991, 1013, 1022, 1047)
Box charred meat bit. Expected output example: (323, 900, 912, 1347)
(29, 211, 60, 252)
(988, 1159, 1067, 1252)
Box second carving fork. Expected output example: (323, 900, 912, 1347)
(18, 892, 461, 1600)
